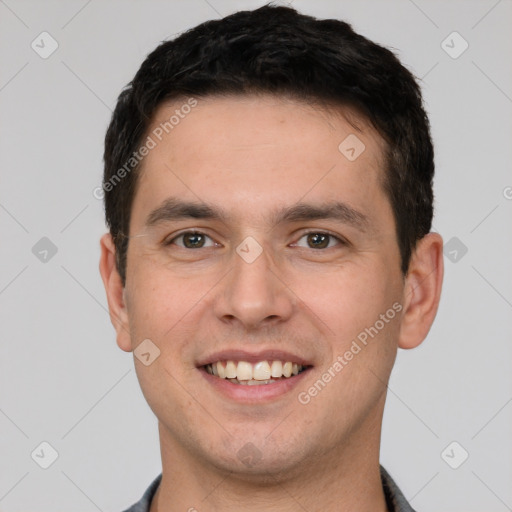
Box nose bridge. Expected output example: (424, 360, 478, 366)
(216, 239, 293, 328)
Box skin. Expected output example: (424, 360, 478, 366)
(100, 94, 443, 512)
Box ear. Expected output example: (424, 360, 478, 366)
(99, 233, 132, 352)
(398, 232, 444, 350)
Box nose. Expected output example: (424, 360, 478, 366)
(213, 242, 294, 330)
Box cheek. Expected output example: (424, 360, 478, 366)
(296, 266, 402, 388)
(125, 255, 223, 357)
(125, 263, 184, 342)
(294, 261, 401, 338)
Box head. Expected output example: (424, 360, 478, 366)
(100, 4, 443, 479)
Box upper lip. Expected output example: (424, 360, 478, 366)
(197, 349, 313, 367)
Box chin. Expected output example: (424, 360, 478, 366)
(195, 429, 315, 481)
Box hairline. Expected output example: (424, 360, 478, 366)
(132, 90, 393, 220)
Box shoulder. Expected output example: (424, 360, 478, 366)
(121, 474, 162, 512)
(380, 466, 417, 512)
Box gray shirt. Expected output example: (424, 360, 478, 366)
(122, 466, 416, 511)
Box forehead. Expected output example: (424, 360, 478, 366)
(145, 94, 385, 164)
(132, 94, 390, 228)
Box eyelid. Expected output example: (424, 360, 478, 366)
(291, 229, 348, 248)
(163, 229, 348, 248)
(164, 229, 220, 247)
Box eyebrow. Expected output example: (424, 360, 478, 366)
(145, 198, 227, 227)
(272, 202, 369, 231)
(145, 198, 369, 231)
(146, 198, 224, 227)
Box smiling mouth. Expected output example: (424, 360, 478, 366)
(203, 360, 309, 386)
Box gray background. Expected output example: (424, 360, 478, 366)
(1, 0, 511, 510)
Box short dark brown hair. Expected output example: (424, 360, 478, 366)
(103, 3, 435, 285)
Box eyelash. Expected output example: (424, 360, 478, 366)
(292, 231, 346, 249)
(165, 231, 219, 249)
(164, 230, 346, 249)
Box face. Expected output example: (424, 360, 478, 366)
(106, 95, 416, 478)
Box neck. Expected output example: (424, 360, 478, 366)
(150, 416, 389, 512)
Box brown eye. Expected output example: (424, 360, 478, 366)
(306, 233, 329, 249)
(168, 232, 216, 249)
(293, 232, 343, 250)
(183, 233, 205, 248)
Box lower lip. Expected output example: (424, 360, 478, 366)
(199, 367, 311, 403)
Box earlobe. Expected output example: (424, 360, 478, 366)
(99, 233, 132, 352)
(398, 232, 444, 350)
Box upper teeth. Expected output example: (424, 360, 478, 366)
(205, 360, 303, 380)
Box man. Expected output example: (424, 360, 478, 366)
(99, 4, 443, 511)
